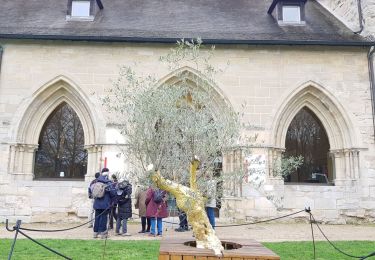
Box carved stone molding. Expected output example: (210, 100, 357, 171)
(8, 143, 38, 175)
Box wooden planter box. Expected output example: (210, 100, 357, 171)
(159, 237, 280, 260)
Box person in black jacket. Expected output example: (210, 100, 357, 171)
(109, 174, 119, 230)
(115, 180, 132, 236)
(175, 208, 189, 232)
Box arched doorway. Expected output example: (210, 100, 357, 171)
(284, 107, 331, 183)
(34, 102, 88, 179)
(271, 81, 361, 183)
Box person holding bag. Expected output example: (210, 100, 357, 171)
(145, 187, 168, 237)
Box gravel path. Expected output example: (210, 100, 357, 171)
(1, 218, 375, 242)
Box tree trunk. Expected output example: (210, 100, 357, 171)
(151, 166, 224, 256)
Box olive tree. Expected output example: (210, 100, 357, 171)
(103, 38, 307, 255)
(103, 39, 239, 255)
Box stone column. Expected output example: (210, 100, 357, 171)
(352, 150, 360, 179)
(269, 147, 284, 179)
(331, 149, 344, 183)
(344, 149, 351, 179)
(331, 148, 361, 186)
(8, 143, 38, 181)
(85, 145, 103, 181)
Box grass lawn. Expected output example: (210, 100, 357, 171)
(1, 239, 374, 260)
(264, 241, 375, 260)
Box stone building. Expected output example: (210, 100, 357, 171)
(0, 0, 374, 223)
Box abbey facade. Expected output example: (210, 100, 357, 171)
(0, 0, 374, 223)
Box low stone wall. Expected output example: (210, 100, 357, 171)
(1, 180, 375, 224)
(0, 180, 90, 223)
(221, 181, 375, 224)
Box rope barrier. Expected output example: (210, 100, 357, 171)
(6, 204, 375, 260)
(309, 211, 375, 260)
(17, 230, 72, 260)
(6, 219, 72, 260)
(215, 209, 306, 227)
(18, 204, 112, 232)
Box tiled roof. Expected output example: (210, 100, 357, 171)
(0, 0, 372, 45)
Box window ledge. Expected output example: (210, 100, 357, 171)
(33, 178, 85, 182)
(278, 21, 306, 26)
(66, 15, 94, 21)
(284, 182, 334, 186)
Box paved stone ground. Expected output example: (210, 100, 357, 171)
(1, 217, 375, 242)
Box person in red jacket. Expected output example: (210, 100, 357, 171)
(145, 187, 168, 236)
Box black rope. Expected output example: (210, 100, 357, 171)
(131, 211, 185, 226)
(310, 213, 373, 259)
(18, 205, 112, 232)
(215, 209, 306, 227)
(361, 252, 375, 260)
(18, 229, 72, 260)
(133, 209, 305, 228)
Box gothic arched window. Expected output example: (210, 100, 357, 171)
(285, 107, 332, 183)
(34, 102, 87, 179)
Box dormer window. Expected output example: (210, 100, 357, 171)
(282, 5, 301, 23)
(66, 0, 103, 21)
(71, 1, 91, 17)
(267, 0, 306, 26)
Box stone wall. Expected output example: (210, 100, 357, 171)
(318, 0, 375, 37)
(0, 41, 374, 223)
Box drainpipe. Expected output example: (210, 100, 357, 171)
(354, 0, 364, 34)
(0, 45, 3, 74)
(368, 46, 375, 141)
(96, 0, 104, 9)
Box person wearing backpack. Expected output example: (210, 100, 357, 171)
(88, 172, 100, 228)
(92, 170, 116, 239)
(145, 187, 168, 237)
(115, 180, 132, 236)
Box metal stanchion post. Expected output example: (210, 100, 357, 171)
(6, 219, 22, 260)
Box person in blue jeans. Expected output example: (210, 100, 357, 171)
(205, 178, 217, 229)
(145, 187, 168, 236)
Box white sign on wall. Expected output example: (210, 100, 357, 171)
(244, 154, 266, 185)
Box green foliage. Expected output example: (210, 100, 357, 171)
(272, 155, 304, 178)
(103, 39, 240, 188)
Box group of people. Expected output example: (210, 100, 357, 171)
(88, 168, 171, 238)
(88, 168, 133, 239)
(88, 168, 217, 239)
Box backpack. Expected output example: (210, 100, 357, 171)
(91, 182, 107, 199)
(153, 189, 164, 204)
